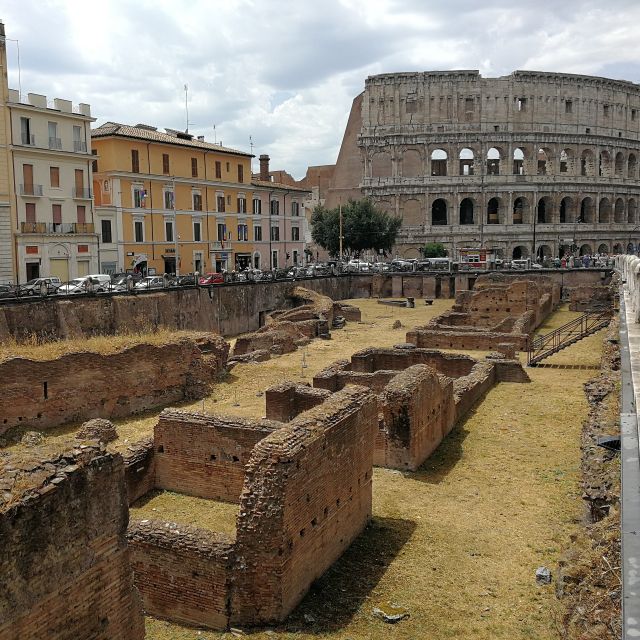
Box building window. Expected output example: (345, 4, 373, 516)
(50, 166, 60, 188)
(238, 164, 244, 183)
(20, 117, 32, 145)
(134, 220, 144, 242)
(603, 104, 610, 117)
(253, 198, 261, 215)
(191, 157, 198, 178)
(131, 149, 140, 173)
(291, 226, 300, 241)
(270, 200, 279, 215)
(164, 189, 174, 210)
(101, 219, 112, 243)
(216, 194, 225, 212)
(52, 204, 62, 230)
(72, 125, 85, 152)
(162, 153, 170, 175)
(238, 224, 248, 241)
(254, 225, 262, 241)
(272, 250, 278, 268)
(465, 97, 474, 112)
(215, 161, 222, 179)
(226, 162, 230, 172)
(237, 196, 246, 213)
(165, 220, 174, 242)
(91, 149, 98, 172)
(217, 223, 227, 241)
(77, 205, 86, 224)
(291, 201, 299, 216)
(193, 220, 202, 242)
(270, 226, 280, 241)
(133, 186, 146, 208)
(25, 202, 36, 223)
(193, 192, 203, 211)
(633, 109, 637, 121)
(565, 100, 573, 114)
(48, 121, 61, 149)
(517, 97, 527, 112)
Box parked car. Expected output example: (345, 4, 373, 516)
(109, 272, 143, 292)
(174, 274, 197, 286)
(19, 277, 61, 296)
(346, 260, 371, 272)
(0, 284, 17, 299)
(134, 276, 166, 290)
(198, 272, 224, 285)
(58, 275, 110, 295)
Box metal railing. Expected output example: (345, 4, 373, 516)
(48, 137, 62, 150)
(20, 133, 35, 146)
(19, 184, 44, 196)
(20, 222, 95, 234)
(72, 187, 92, 199)
(73, 140, 87, 152)
(528, 307, 612, 366)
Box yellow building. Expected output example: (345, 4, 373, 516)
(92, 122, 256, 275)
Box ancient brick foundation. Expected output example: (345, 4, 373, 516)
(408, 274, 558, 352)
(127, 385, 377, 630)
(0, 445, 144, 640)
(0, 333, 229, 435)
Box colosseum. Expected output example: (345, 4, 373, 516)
(315, 70, 640, 261)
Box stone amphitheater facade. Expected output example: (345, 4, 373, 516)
(354, 70, 640, 259)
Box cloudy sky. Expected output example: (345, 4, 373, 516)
(2, 0, 640, 178)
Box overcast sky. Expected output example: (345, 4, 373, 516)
(2, 0, 640, 178)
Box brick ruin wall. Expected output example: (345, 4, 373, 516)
(0, 333, 229, 436)
(0, 445, 144, 640)
(127, 385, 377, 630)
(153, 409, 281, 503)
(265, 383, 332, 422)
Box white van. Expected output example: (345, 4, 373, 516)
(510, 259, 531, 270)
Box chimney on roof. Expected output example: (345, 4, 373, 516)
(259, 154, 270, 181)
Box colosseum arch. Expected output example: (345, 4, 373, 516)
(614, 197, 625, 223)
(599, 197, 612, 223)
(402, 198, 422, 226)
(581, 149, 595, 177)
(537, 148, 553, 175)
(513, 147, 525, 175)
(597, 243, 609, 254)
(459, 197, 474, 224)
(430, 149, 448, 176)
(431, 198, 448, 225)
(579, 197, 595, 223)
(459, 148, 475, 176)
(559, 196, 574, 223)
(629, 153, 637, 179)
(371, 151, 392, 178)
(559, 148, 575, 174)
(403, 149, 422, 178)
(613, 242, 624, 254)
(486, 196, 503, 224)
(486, 147, 502, 175)
(536, 244, 552, 261)
(615, 151, 625, 177)
(629, 198, 637, 224)
(512, 245, 529, 259)
(537, 196, 553, 223)
(599, 151, 612, 177)
(513, 196, 530, 224)
(579, 244, 593, 256)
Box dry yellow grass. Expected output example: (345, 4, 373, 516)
(0, 328, 206, 363)
(143, 301, 602, 640)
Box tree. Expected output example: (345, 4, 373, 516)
(421, 242, 448, 258)
(311, 199, 401, 258)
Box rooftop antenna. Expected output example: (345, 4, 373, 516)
(213, 124, 217, 144)
(249, 135, 254, 173)
(184, 84, 189, 133)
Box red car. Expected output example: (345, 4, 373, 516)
(198, 272, 224, 285)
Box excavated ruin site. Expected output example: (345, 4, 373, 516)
(0, 273, 619, 640)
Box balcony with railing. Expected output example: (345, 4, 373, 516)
(20, 222, 95, 234)
(20, 133, 35, 146)
(210, 240, 232, 251)
(48, 136, 62, 150)
(73, 140, 88, 153)
(72, 187, 92, 199)
(20, 184, 44, 196)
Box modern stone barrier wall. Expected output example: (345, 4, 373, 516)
(0, 333, 229, 435)
(618, 255, 640, 322)
(0, 445, 144, 640)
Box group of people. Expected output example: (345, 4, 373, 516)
(559, 252, 614, 268)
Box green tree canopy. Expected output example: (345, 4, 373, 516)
(311, 199, 401, 258)
(421, 242, 448, 258)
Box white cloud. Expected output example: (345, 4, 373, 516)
(2, 0, 639, 178)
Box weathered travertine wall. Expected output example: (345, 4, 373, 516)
(0, 445, 144, 640)
(127, 385, 377, 630)
(0, 333, 229, 435)
(154, 409, 281, 503)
